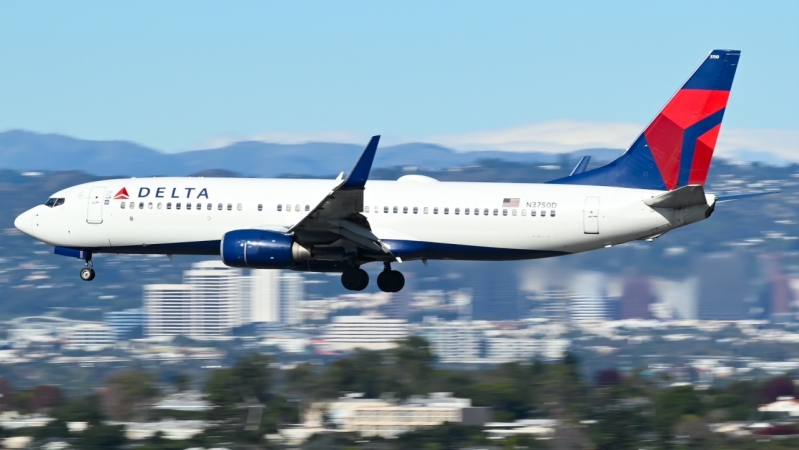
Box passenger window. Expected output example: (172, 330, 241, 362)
(121, 202, 126, 209)
(130, 202, 134, 209)
(550, 210, 556, 217)
(54, 198, 65, 207)
(464, 208, 470, 215)
(433, 207, 439, 214)
(186, 203, 192, 210)
(258, 204, 263, 211)
(158, 203, 162, 209)
(176, 203, 181, 210)
(139, 202, 144, 209)
(237, 204, 243, 211)
(295, 204, 300, 212)
(305, 205, 310, 212)
(493, 209, 498, 216)
(384, 206, 389, 213)
(403, 206, 408, 214)
(286, 204, 292, 212)
(512, 209, 517, 216)
(473, 208, 479, 216)
(365, 206, 370, 213)
(444, 208, 449, 215)
(277, 204, 282, 211)
(148, 202, 153, 209)
(393, 206, 398, 213)
(454, 208, 460, 215)
(521, 209, 527, 216)
(483, 208, 489, 216)
(531, 210, 536, 217)
(207, 203, 212, 210)
(423, 207, 429, 214)
(197, 203, 201, 210)
(502, 209, 508, 216)
(413, 207, 418, 214)
(167, 203, 172, 210)
(218, 203, 223, 210)
(227, 203, 233, 211)
(540, 210, 545, 217)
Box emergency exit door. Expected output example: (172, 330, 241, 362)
(87, 187, 105, 224)
(583, 196, 600, 234)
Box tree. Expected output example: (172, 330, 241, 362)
(52, 394, 105, 425)
(79, 424, 127, 449)
(762, 376, 797, 403)
(103, 371, 160, 421)
(654, 385, 703, 438)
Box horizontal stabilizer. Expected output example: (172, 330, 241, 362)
(645, 185, 708, 208)
(569, 156, 591, 176)
(716, 190, 780, 202)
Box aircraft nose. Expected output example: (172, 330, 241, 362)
(14, 209, 33, 234)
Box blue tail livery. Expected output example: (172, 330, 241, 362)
(550, 49, 740, 190)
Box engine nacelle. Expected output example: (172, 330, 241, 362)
(221, 229, 310, 269)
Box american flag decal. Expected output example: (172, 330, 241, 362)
(502, 198, 520, 207)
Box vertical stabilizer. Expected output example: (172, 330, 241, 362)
(550, 50, 740, 190)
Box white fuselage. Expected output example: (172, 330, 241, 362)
(14, 176, 714, 267)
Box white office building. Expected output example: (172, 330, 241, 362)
(144, 284, 198, 337)
(322, 316, 408, 351)
(568, 272, 609, 323)
(144, 261, 248, 338)
(63, 323, 116, 350)
(280, 272, 304, 325)
(183, 261, 244, 335)
(249, 269, 281, 323)
(419, 317, 487, 362)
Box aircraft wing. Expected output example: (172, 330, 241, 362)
(288, 136, 392, 254)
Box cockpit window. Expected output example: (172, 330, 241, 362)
(45, 198, 65, 208)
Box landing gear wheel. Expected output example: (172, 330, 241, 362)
(377, 270, 405, 293)
(80, 268, 96, 281)
(341, 267, 369, 291)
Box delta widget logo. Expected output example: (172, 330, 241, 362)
(113, 188, 130, 200)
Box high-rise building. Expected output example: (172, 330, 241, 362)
(696, 253, 751, 320)
(249, 269, 281, 323)
(280, 272, 304, 325)
(105, 308, 146, 340)
(619, 276, 655, 320)
(568, 272, 609, 323)
(144, 261, 247, 338)
(144, 284, 197, 337)
(183, 261, 244, 335)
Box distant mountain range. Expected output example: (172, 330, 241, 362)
(0, 130, 624, 177)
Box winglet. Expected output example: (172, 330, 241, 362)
(340, 135, 380, 190)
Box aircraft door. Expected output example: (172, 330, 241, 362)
(583, 196, 599, 234)
(87, 187, 106, 224)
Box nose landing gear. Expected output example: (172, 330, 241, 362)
(377, 262, 405, 293)
(79, 254, 95, 281)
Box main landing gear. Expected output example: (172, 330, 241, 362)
(377, 263, 404, 293)
(340, 262, 405, 293)
(79, 254, 95, 281)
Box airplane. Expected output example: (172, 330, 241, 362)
(15, 49, 764, 293)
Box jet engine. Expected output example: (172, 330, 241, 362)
(221, 229, 311, 269)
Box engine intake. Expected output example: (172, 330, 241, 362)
(221, 229, 310, 269)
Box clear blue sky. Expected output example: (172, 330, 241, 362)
(0, 1, 796, 152)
